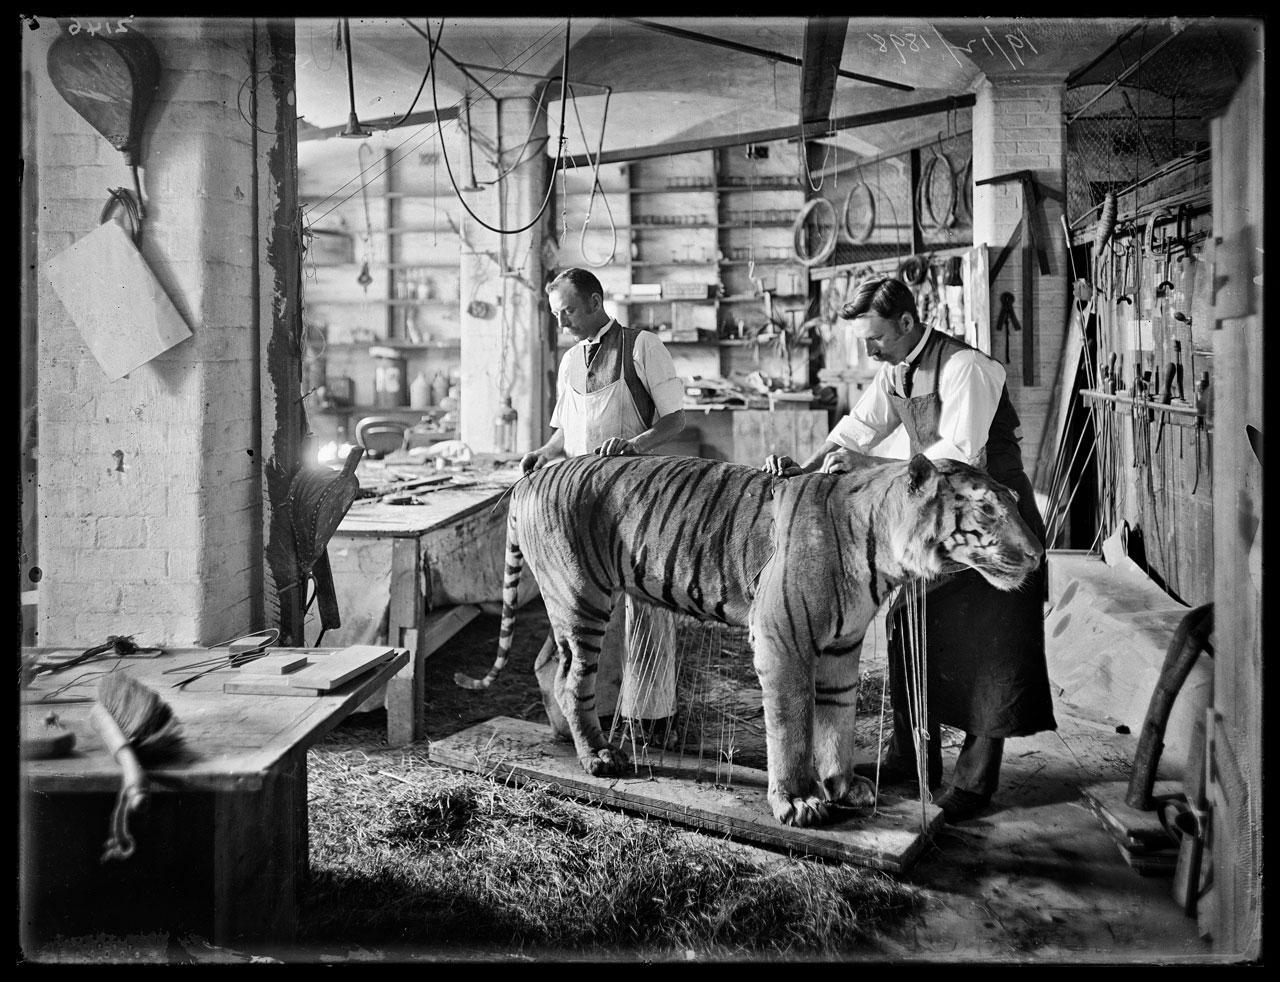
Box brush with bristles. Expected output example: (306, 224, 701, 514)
(89, 671, 186, 862)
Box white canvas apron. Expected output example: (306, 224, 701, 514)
(560, 373, 676, 721)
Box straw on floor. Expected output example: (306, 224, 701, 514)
(301, 746, 922, 956)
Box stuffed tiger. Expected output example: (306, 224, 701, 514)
(455, 452, 1042, 828)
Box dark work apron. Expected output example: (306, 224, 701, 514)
(888, 330, 1057, 737)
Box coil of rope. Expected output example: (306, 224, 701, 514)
(915, 142, 957, 236)
(839, 178, 876, 245)
(791, 196, 838, 267)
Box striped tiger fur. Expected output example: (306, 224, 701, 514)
(456, 451, 1041, 827)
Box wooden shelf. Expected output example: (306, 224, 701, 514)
(305, 298, 458, 307)
(310, 339, 460, 351)
(307, 262, 458, 271)
(628, 184, 801, 194)
(631, 260, 718, 267)
(614, 293, 808, 304)
(589, 222, 793, 230)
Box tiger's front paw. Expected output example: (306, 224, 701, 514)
(821, 773, 876, 809)
(579, 744, 629, 777)
(768, 788, 830, 827)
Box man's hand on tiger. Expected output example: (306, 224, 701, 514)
(820, 448, 865, 475)
(521, 450, 549, 474)
(594, 438, 638, 457)
(762, 453, 802, 477)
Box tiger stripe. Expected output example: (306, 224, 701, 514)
(453, 452, 1041, 825)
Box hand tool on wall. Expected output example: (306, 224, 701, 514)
(981, 170, 1056, 386)
(995, 291, 1020, 366)
(1154, 362, 1176, 454)
(89, 671, 186, 862)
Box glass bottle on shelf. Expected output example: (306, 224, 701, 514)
(494, 396, 519, 453)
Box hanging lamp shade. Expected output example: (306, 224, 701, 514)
(46, 28, 160, 167)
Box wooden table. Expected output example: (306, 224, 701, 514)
(19, 645, 408, 949)
(313, 464, 535, 745)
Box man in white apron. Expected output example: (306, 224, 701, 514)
(524, 268, 688, 745)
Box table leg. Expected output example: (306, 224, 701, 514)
(385, 536, 426, 745)
(212, 747, 305, 946)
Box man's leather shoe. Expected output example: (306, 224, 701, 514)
(933, 787, 991, 822)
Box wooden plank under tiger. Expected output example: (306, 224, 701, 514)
(428, 716, 943, 873)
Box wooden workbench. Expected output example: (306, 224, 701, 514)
(307, 464, 537, 745)
(19, 645, 408, 949)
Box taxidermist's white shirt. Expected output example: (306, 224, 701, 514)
(550, 320, 685, 429)
(826, 324, 1007, 466)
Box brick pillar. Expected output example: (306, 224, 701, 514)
(971, 76, 1069, 485)
(31, 18, 293, 646)
(459, 92, 551, 454)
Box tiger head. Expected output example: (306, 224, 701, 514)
(888, 454, 1043, 591)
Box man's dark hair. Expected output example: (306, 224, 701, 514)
(546, 267, 605, 303)
(840, 277, 919, 326)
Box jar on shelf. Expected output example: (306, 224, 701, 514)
(494, 396, 519, 454)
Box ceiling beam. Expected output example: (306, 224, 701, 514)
(561, 94, 975, 168)
(623, 18, 914, 92)
(800, 17, 848, 124)
(401, 18, 497, 102)
(298, 107, 460, 143)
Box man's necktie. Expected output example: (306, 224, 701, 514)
(894, 362, 910, 397)
(585, 341, 598, 365)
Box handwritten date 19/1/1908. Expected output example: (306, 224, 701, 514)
(866, 27, 1039, 69)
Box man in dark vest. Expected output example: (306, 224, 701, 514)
(763, 277, 1056, 822)
(524, 267, 688, 745)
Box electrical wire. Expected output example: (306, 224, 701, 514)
(377, 22, 439, 132)
(427, 16, 571, 236)
(303, 20, 564, 229)
(303, 19, 563, 225)
(568, 85, 617, 268)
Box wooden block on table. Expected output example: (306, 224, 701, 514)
(232, 654, 309, 675)
(223, 677, 323, 697)
(429, 716, 942, 873)
(285, 645, 397, 691)
(229, 633, 277, 655)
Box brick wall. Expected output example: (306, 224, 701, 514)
(972, 78, 1069, 490)
(31, 18, 275, 646)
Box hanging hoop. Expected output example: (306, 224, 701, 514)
(791, 196, 838, 266)
(898, 254, 929, 285)
(916, 147, 957, 236)
(840, 179, 876, 244)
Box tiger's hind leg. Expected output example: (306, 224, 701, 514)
(546, 600, 631, 777)
(813, 635, 875, 810)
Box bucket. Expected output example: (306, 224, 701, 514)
(370, 345, 408, 407)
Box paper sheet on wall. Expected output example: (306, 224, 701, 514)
(44, 220, 192, 380)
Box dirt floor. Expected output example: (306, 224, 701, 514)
(21, 598, 1224, 965)
(394, 598, 1216, 963)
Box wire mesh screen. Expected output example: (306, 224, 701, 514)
(1064, 22, 1253, 225)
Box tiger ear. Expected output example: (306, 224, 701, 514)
(907, 453, 936, 495)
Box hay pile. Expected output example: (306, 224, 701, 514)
(302, 750, 921, 957)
